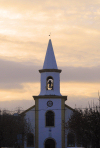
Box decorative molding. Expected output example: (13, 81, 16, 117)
(33, 95, 67, 101)
(39, 69, 62, 73)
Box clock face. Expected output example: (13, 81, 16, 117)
(47, 101, 53, 107)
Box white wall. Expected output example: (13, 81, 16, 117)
(38, 98, 62, 148)
(39, 72, 61, 96)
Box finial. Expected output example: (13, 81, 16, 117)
(49, 32, 51, 39)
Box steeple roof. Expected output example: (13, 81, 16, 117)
(43, 39, 58, 69)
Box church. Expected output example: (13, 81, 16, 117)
(22, 39, 80, 148)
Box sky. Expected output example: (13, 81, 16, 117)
(0, 0, 100, 111)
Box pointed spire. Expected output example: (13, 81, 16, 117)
(43, 39, 58, 69)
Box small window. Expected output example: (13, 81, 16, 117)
(47, 76, 53, 90)
(27, 133, 34, 147)
(67, 132, 75, 147)
(46, 111, 54, 126)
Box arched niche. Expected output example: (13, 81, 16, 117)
(46, 76, 54, 90)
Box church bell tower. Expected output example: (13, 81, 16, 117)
(39, 39, 61, 96)
(33, 39, 67, 148)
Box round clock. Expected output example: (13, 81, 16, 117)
(47, 101, 53, 107)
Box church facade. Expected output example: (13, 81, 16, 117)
(22, 39, 80, 148)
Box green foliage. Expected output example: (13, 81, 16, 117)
(66, 108, 100, 148)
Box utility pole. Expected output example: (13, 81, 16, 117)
(98, 91, 100, 112)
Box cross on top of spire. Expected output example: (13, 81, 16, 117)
(49, 33, 51, 38)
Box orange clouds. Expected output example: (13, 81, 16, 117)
(0, 0, 100, 66)
(0, 82, 40, 101)
(0, 0, 100, 108)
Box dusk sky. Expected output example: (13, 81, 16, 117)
(0, 0, 100, 110)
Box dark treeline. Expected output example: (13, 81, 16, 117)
(0, 109, 32, 148)
(66, 107, 100, 148)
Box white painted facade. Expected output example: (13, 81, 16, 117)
(38, 98, 62, 148)
(22, 39, 83, 148)
(22, 104, 74, 148)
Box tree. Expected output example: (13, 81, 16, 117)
(0, 109, 33, 148)
(66, 108, 100, 148)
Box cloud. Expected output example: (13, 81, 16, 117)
(66, 96, 99, 109)
(0, 33, 47, 64)
(0, 99, 35, 111)
(0, 0, 100, 68)
(61, 66, 100, 82)
(0, 59, 40, 89)
(0, 58, 100, 90)
(0, 96, 98, 111)
(0, 0, 99, 106)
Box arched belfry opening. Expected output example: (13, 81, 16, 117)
(45, 139, 55, 148)
(47, 76, 53, 90)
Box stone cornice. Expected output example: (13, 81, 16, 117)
(33, 95, 67, 101)
(39, 69, 62, 73)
